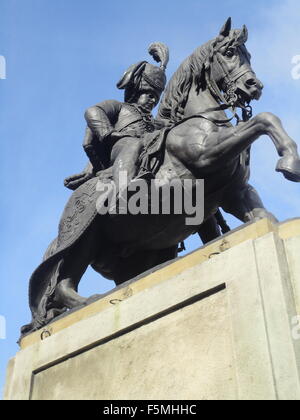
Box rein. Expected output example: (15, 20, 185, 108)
(203, 43, 253, 125)
(179, 111, 237, 127)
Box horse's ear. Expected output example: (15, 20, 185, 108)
(242, 25, 248, 42)
(236, 24, 248, 45)
(219, 17, 232, 37)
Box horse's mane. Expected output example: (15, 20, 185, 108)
(158, 28, 246, 124)
(157, 40, 213, 124)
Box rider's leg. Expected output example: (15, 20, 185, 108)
(221, 183, 278, 224)
(111, 137, 145, 193)
(94, 137, 143, 213)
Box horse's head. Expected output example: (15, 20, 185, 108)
(207, 18, 263, 108)
(158, 18, 264, 123)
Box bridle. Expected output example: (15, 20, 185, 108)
(203, 41, 254, 124)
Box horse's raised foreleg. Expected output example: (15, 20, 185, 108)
(188, 112, 300, 181)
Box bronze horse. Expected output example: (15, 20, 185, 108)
(22, 18, 300, 335)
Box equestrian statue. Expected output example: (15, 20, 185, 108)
(22, 18, 300, 336)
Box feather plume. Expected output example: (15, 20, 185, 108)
(148, 42, 169, 70)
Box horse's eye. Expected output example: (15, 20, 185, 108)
(225, 49, 235, 58)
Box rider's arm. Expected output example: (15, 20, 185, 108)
(83, 100, 123, 169)
(84, 100, 122, 142)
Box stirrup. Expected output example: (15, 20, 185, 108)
(134, 171, 155, 182)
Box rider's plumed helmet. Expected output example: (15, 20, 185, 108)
(117, 42, 169, 102)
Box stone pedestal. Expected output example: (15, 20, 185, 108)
(4, 219, 300, 400)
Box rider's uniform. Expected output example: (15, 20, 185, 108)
(83, 99, 157, 172)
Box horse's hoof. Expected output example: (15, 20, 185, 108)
(54, 282, 88, 309)
(276, 156, 300, 182)
(86, 294, 104, 305)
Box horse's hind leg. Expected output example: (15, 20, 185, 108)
(221, 183, 278, 224)
(54, 234, 96, 309)
(197, 215, 222, 244)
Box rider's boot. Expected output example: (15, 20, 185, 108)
(133, 169, 155, 182)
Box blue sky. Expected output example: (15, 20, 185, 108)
(1, 0, 300, 397)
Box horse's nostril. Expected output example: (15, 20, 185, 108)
(246, 78, 257, 87)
